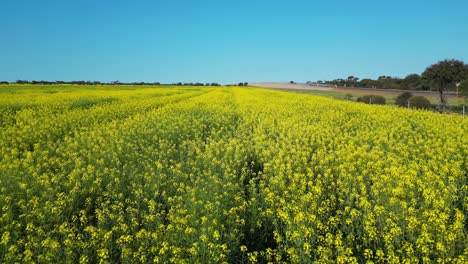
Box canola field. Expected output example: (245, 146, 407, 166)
(0, 85, 467, 263)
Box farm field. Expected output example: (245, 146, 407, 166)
(0, 85, 467, 263)
(266, 88, 465, 106)
(249, 82, 465, 106)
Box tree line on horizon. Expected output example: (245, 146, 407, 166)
(1, 80, 164, 85)
(315, 74, 430, 90)
(317, 59, 468, 93)
(2, 59, 467, 107)
(317, 59, 468, 109)
(0, 80, 252, 87)
(0, 80, 229, 86)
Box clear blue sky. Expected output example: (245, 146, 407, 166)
(1, 0, 467, 83)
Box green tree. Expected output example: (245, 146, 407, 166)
(359, 78, 378, 88)
(402, 74, 422, 90)
(347, 76, 359, 87)
(421, 59, 467, 109)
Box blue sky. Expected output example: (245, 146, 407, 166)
(1, 0, 467, 83)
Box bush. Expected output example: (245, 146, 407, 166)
(395, 92, 413, 107)
(409, 96, 431, 109)
(344, 93, 353, 100)
(357, 95, 386, 105)
(459, 79, 468, 98)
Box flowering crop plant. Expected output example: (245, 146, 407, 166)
(0, 84, 467, 263)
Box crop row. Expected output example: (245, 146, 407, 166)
(0, 86, 467, 263)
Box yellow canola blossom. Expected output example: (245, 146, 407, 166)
(0, 84, 466, 263)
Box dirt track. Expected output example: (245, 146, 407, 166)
(249, 82, 454, 98)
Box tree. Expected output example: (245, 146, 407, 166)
(395, 92, 413, 107)
(422, 59, 467, 108)
(377, 76, 402, 90)
(359, 79, 377, 88)
(402, 74, 422, 90)
(347, 76, 359, 87)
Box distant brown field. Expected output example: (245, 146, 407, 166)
(250, 82, 464, 105)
